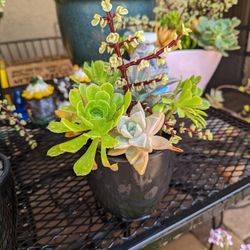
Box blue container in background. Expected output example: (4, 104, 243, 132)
(55, 0, 155, 65)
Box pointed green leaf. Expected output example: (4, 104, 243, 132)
(101, 83, 114, 96)
(59, 134, 89, 153)
(86, 84, 100, 101)
(69, 89, 82, 108)
(47, 121, 70, 133)
(77, 102, 94, 128)
(95, 90, 110, 103)
(47, 144, 64, 157)
(61, 118, 86, 132)
(102, 134, 119, 148)
(73, 139, 99, 176)
(123, 91, 132, 112)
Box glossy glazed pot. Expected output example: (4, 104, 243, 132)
(55, 0, 155, 64)
(88, 150, 175, 220)
(163, 49, 222, 91)
(0, 154, 17, 250)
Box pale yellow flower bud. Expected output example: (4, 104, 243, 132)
(106, 32, 120, 44)
(101, 0, 112, 12)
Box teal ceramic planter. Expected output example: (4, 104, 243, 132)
(55, 0, 155, 64)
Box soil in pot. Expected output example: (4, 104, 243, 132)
(87, 150, 175, 220)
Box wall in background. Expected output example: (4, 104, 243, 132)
(0, 0, 59, 42)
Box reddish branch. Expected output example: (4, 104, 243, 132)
(0, 105, 30, 138)
(104, 11, 182, 93)
(132, 76, 163, 87)
(106, 12, 130, 91)
(124, 34, 182, 69)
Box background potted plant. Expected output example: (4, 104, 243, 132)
(55, 0, 155, 64)
(123, 0, 240, 90)
(47, 0, 213, 220)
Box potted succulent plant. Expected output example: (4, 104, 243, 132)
(123, 0, 240, 90)
(55, 0, 155, 64)
(47, 0, 212, 220)
(22, 76, 56, 125)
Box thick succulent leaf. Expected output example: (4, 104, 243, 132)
(61, 118, 87, 132)
(59, 134, 89, 153)
(126, 148, 149, 175)
(69, 89, 82, 109)
(102, 134, 119, 148)
(95, 90, 111, 103)
(55, 110, 76, 121)
(86, 84, 100, 101)
(47, 144, 64, 157)
(79, 84, 88, 104)
(101, 83, 114, 96)
(73, 139, 99, 176)
(108, 148, 127, 156)
(151, 136, 173, 150)
(77, 102, 94, 128)
(129, 134, 147, 148)
(112, 93, 124, 109)
(113, 107, 124, 127)
(146, 112, 165, 135)
(101, 145, 118, 171)
(47, 121, 70, 133)
(124, 91, 132, 112)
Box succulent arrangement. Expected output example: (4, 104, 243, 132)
(155, 3, 240, 55)
(22, 76, 56, 125)
(47, 0, 212, 176)
(206, 79, 250, 123)
(122, 0, 240, 56)
(0, 99, 37, 149)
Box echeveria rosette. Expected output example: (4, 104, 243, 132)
(47, 82, 132, 176)
(109, 103, 182, 175)
(193, 17, 240, 56)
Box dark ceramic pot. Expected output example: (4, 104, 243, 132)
(0, 154, 17, 250)
(55, 0, 155, 64)
(88, 150, 175, 220)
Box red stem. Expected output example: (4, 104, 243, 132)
(132, 76, 162, 87)
(106, 12, 130, 92)
(124, 34, 182, 69)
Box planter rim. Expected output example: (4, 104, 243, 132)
(168, 49, 222, 55)
(0, 153, 10, 187)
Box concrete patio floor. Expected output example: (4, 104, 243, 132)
(158, 196, 250, 250)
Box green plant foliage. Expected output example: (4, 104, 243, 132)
(157, 10, 183, 30)
(155, 0, 238, 21)
(181, 35, 198, 50)
(47, 83, 132, 176)
(83, 60, 121, 86)
(153, 76, 210, 128)
(193, 17, 241, 56)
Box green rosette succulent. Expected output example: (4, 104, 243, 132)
(83, 60, 121, 86)
(193, 17, 241, 56)
(47, 82, 132, 176)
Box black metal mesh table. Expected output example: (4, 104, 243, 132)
(0, 108, 250, 250)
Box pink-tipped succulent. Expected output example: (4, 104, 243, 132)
(109, 102, 182, 175)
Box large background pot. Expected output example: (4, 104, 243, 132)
(164, 49, 222, 91)
(0, 154, 16, 250)
(88, 150, 175, 220)
(55, 0, 155, 65)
